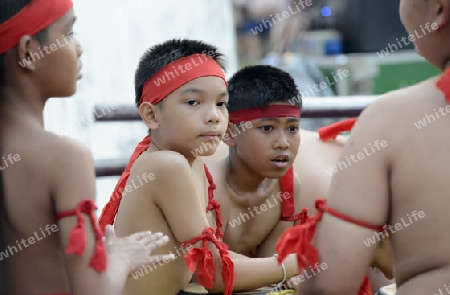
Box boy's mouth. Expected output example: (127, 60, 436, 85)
(270, 154, 290, 168)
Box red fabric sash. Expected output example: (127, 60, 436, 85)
(0, 0, 73, 54)
(56, 200, 106, 272)
(437, 67, 450, 102)
(228, 105, 300, 124)
(318, 118, 357, 141)
(279, 167, 308, 225)
(275, 198, 383, 295)
(140, 54, 227, 105)
(181, 228, 234, 295)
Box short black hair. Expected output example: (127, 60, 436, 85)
(227, 65, 302, 113)
(134, 39, 226, 107)
(0, 0, 48, 86)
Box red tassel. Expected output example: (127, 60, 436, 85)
(437, 68, 450, 103)
(318, 118, 357, 141)
(65, 225, 85, 255)
(90, 239, 107, 272)
(181, 228, 235, 295)
(56, 200, 107, 273)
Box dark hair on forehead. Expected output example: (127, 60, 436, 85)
(134, 39, 226, 107)
(0, 0, 48, 86)
(227, 65, 302, 113)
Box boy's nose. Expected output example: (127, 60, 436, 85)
(205, 107, 220, 124)
(275, 133, 290, 149)
(77, 43, 83, 57)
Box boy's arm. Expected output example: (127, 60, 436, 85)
(256, 172, 303, 258)
(297, 98, 391, 295)
(148, 152, 299, 292)
(51, 138, 129, 295)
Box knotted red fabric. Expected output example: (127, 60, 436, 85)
(437, 67, 450, 102)
(0, 0, 73, 54)
(279, 167, 308, 225)
(56, 200, 106, 272)
(318, 118, 357, 141)
(275, 198, 383, 295)
(181, 228, 234, 295)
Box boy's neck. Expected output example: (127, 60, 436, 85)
(225, 155, 278, 203)
(0, 85, 46, 127)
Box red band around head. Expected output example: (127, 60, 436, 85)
(140, 54, 227, 105)
(0, 0, 73, 54)
(228, 105, 301, 124)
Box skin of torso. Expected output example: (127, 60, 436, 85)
(114, 152, 217, 295)
(1, 123, 70, 294)
(383, 78, 450, 294)
(210, 159, 283, 257)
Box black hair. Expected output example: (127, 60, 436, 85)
(0, 0, 48, 86)
(134, 39, 226, 107)
(227, 65, 302, 113)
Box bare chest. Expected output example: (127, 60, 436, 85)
(224, 193, 282, 256)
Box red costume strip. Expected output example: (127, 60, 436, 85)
(275, 198, 383, 295)
(229, 105, 301, 124)
(318, 117, 357, 141)
(279, 167, 308, 225)
(56, 200, 106, 272)
(181, 228, 234, 295)
(0, 0, 73, 54)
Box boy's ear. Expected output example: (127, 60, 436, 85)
(434, 0, 450, 29)
(222, 122, 237, 147)
(17, 35, 38, 71)
(139, 102, 160, 131)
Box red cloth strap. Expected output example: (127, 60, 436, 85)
(280, 166, 295, 219)
(98, 135, 150, 232)
(437, 67, 450, 103)
(318, 118, 357, 141)
(56, 200, 106, 272)
(204, 165, 224, 239)
(275, 198, 383, 295)
(279, 166, 309, 225)
(140, 54, 227, 105)
(181, 228, 235, 295)
(228, 105, 301, 124)
(0, 0, 73, 54)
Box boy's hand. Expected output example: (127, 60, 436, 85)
(104, 225, 176, 275)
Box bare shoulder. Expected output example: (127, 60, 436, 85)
(131, 150, 192, 187)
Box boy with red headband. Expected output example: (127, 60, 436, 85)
(0, 0, 175, 294)
(275, 1, 450, 294)
(202, 65, 393, 293)
(99, 40, 302, 295)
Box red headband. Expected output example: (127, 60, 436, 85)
(228, 105, 301, 124)
(0, 0, 73, 54)
(140, 54, 227, 104)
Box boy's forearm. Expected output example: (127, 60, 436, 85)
(209, 254, 297, 293)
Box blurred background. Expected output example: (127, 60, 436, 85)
(43, 0, 441, 213)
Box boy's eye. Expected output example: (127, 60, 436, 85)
(259, 126, 274, 132)
(217, 101, 229, 108)
(186, 100, 199, 106)
(289, 125, 299, 132)
(66, 31, 77, 39)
